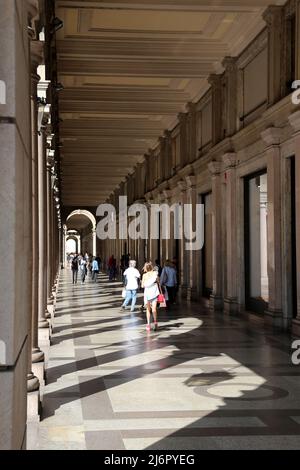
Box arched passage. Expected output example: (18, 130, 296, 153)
(65, 210, 97, 259)
(66, 235, 78, 254)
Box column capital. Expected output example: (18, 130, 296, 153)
(261, 127, 283, 146)
(263, 5, 284, 29)
(178, 112, 187, 124)
(289, 110, 300, 133)
(222, 56, 237, 73)
(186, 101, 196, 114)
(185, 175, 196, 188)
(222, 152, 237, 169)
(163, 129, 172, 140)
(177, 179, 187, 193)
(208, 73, 222, 89)
(161, 189, 172, 201)
(208, 161, 222, 176)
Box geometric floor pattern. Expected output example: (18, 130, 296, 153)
(30, 270, 300, 449)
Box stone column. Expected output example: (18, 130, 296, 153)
(261, 127, 283, 327)
(222, 57, 237, 137)
(30, 41, 45, 373)
(208, 162, 223, 310)
(178, 181, 188, 298)
(37, 130, 50, 345)
(46, 157, 54, 309)
(185, 176, 199, 301)
(0, 0, 39, 449)
(27, 24, 42, 421)
(288, 111, 300, 335)
(263, 6, 284, 106)
(296, 1, 300, 81)
(208, 74, 223, 146)
(223, 153, 238, 314)
(161, 189, 173, 261)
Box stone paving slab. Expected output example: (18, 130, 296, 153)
(29, 270, 300, 450)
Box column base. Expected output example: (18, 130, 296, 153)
(32, 361, 45, 393)
(292, 318, 300, 337)
(27, 389, 41, 430)
(38, 321, 50, 347)
(224, 297, 239, 314)
(209, 294, 223, 311)
(264, 308, 283, 328)
(27, 372, 39, 393)
(32, 347, 44, 363)
(47, 303, 54, 317)
(178, 284, 188, 299)
(38, 318, 49, 329)
(186, 286, 199, 302)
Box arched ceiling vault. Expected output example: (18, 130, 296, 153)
(56, 0, 286, 207)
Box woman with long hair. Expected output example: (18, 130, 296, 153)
(141, 262, 160, 331)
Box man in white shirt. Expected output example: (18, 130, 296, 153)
(121, 260, 141, 312)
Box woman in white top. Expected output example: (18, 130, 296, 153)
(141, 262, 160, 331)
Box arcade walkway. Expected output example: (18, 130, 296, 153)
(30, 270, 300, 450)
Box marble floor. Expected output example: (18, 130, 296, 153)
(29, 270, 300, 450)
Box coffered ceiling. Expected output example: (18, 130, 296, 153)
(55, 0, 285, 207)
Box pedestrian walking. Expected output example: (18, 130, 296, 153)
(141, 262, 160, 331)
(121, 260, 140, 312)
(160, 260, 177, 308)
(79, 256, 87, 283)
(71, 254, 79, 284)
(154, 259, 162, 277)
(91, 257, 99, 282)
(108, 255, 117, 280)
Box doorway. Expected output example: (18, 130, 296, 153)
(244, 170, 269, 313)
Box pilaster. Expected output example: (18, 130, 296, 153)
(222, 57, 238, 137)
(263, 5, 285, 105)
(208, 74, 223, 146)
(185, 175, 199, 301)
(178, 112, 188, 168)
(223, 153, 239, 314)
(288, 110, 300, 336)
(208, 161, 224, 310)
(261, 127, 284, 327)
(177, 180, 188, 298)
(187, 102, 197, 164)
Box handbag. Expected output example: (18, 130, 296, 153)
(122, 288, 127, 299)
(157, 283, 166, 307)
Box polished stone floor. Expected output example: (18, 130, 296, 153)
(30, 270, 300, 450)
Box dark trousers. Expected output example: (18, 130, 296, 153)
(72, 269, 78, 284)
(166, 286, 176, 306)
